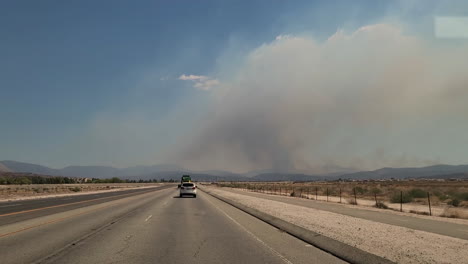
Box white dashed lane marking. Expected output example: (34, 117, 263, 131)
(0, 204, 22, 208)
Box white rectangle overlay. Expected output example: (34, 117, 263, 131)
(435, 16, 468, 39)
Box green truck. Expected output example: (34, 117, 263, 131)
(178, 175, 191, 188)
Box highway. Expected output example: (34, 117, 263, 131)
(0, 186, 345, 264)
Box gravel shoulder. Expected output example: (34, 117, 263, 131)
(226, 188, 468, 226)
(205, 186, 468, 264)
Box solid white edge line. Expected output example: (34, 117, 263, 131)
(204, 194, 294, 264)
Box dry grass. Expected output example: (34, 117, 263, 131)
(0, 183, 162, 201)
(440, 208, 468, 219)
(219, 180, 468, 219)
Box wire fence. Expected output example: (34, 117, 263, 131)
(217, 182, 468, 219)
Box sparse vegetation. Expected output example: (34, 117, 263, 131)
(409, 188, 426, 198)
(440, 208, 462, 218)
(375, 202, 388, 209)
(390, 192, 413, 203)
(370, 187, 382, 195)
(0, 172, 169, 185)
(69, 187, 81, 192)
(409, 210, 430, 215)
(454, 192, 468, 201)
(354, 186, 367, 195)
(347, 198, 357, 205)
(0, 182, 163, 200)
(448, 199, 460, 207)
(217, 180, 468, 219)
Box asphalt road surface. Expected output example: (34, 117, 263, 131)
(223, 188, 468, 240)
(0, 186, 345, 264)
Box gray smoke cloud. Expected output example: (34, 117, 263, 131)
(175, 24, 468, 173)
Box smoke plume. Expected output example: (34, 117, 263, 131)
(175, 24, 468, 173)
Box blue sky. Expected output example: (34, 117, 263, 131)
(1, 1, 468, 171)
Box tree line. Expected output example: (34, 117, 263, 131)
(0, 174, 177, 185)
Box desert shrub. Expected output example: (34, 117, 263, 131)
(32, 188, 42, 193)
(16, 177, 32, 185)
(409, 188, 426, 198)
(390, 192, 413, 203)
(454, 192, 468, 201)
(354, 186, 367, 195)
(437, 193, 450, 201)
(328, 187, 339, 196)
(409, 210, 430, 215)
(69, 187, 81, 192)
(375, 202, 388, 209)
(370, 187, 382, 195)
(440, 208, 461, 218)
(448, 199, 460, 207)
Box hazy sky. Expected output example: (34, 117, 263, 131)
(1, 0, 468, 172)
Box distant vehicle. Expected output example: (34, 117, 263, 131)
(181, 175, 191, 183)
(179, 175, 192, 188)
(179, 182, 197, 198)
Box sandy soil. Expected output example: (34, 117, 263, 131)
(206, 186, 468, 264)
(239, 187, 468, 221)
(0, 183, 162, 202)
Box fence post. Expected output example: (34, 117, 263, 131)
(374, 193, 378, 206)
(427, 192, 432, 216)
(315, 187, 318, 200)
(326, 188, 329, 202)
(307, 187, 310, 199)
(400, 191, 403, 212)
(339, 188, 342, 203)
(353, 187, 357, 205)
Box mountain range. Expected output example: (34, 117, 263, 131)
(1, 160, 468, 181)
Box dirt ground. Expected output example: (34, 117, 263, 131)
(218, 180, 468, 219)
(0, 183, 162, 202)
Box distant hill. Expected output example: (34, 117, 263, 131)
(0, 160, 245, 180)
(337, 164, 468, 180)
(0, 161, 189, 179)
(416, 172, 468, 180)
(0, 162, 12, 172)
(0, 160, 59, 175)
(2, 160, 468, 181)
(60, 166, 121, 178)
